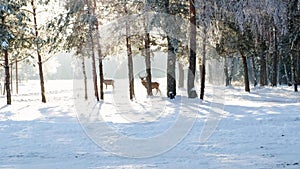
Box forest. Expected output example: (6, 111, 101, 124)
(1, 0, 300, 105)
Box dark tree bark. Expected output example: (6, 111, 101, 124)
(178, 62, 184, 88)
(10, 62, 13, 94)
(15, 58, 18, 94)
(283, 61, 291, 86)
(229, 56, 235, 86)
(165, 0, 176, 98)
(251, 57, 258, 87)
(87, 0, 99, 101)
(288, 0, 299, 92)
(4, 50, 11, 105)
(224, 57, 230, 86)
(200, 5, 207, 100)
(93, 0, 104, 100)
(144, 32, 152, 96)
(167, 36, 176, 98)
(126, 17, 135, 100)
(260, 55, 267, 86)
(81, 55, 88, 100)
(242, 54, 250, 92)
(31, 0, 46, 103)
(187, 0, 197, 98)
(271, 25, 278, 87)
(291, 54, 298, 92)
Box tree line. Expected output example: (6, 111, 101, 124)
(1, 0, 299, 105)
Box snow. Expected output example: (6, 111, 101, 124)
(1, 41, 8, 49)
(0, 80, 300, 168)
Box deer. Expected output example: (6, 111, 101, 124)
(103, 79, 114, 89)
(139, 74, 161, 95)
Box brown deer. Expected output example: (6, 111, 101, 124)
(139, 74, 161, 95)
(103, 79, 114, 89)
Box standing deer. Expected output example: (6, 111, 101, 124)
(139, 74, 161, 95)
(103, 79, 114, 89)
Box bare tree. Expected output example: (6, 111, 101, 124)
(31, 0, 46, 103)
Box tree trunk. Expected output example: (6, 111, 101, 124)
(167, 36, 176, 98)
(87, 0, 99, 101)
(15, 58, 18, 94)
(224, 57, 230, 86)
(164, 0, 176, 98)
(242, 54, 250, 92)
(288, 0, 298, 92)
(81, 55, 88, 100)
(32, 0, 46, 103)
(271, 25, 278, 87)
(144, 32, 153, 96)
(126, 18, 135, 100)
(297, 44, 300, 86)
(260, 48, 267, 86)
(229, 56, 235, 86)
(4, 50, 11, 105)
(10, 62, 13, 94)
(178, 62, 184, 88)
(187, 0, 197, 98)
(291, 54, 298, 92)
(200, 9, 207, 100)
(283, 62, 291, 86)
(251, 57, 258, 87)
(93, 0, 104, 100)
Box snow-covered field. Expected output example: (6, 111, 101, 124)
(0, 80, 300, 169)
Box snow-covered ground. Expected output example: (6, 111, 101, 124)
(0, 80, 300, 169)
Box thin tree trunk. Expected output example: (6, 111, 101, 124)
(4, 50, 11, 105)
(10, 62, 13, 94)
(15, 58, 18, 94)
(224, 57, 230, 86)
(242, 54, 250, 92)
(291, 54, 298, 92)
(297, 44, 300, 86)
(87, 0, 99, 101)
(187, 0, 197, 98)
(200, 7, 207, 100)
(144, 32, 152, 96)
(81, 55, 88, 100)
(31, 0, 46, 103)
(283, 62, 291, 86)
(229, 56, 235, 86)
(92, 0, 104, 100)
(126, 15, 135, 100)
(271, 25, 278, 87)
(278, 52, 282, 85)
(251, 57, 258, 87)
(178, 62, 184, 88)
